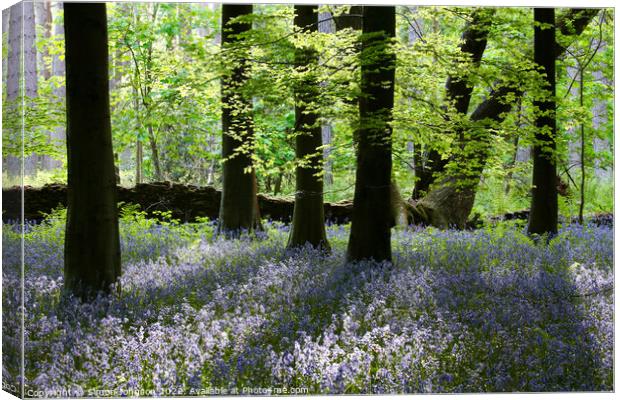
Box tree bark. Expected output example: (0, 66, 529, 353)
(136, 139, 143, 185)
(347, 6, 395, 263)
(4, 3, 23, 178)
(218, 4, 261, 236)
(333, 5, 363, 31)
(147, 124, 162, 180)
(64, 3, 121, 299)
(578, 68, 585, 225)
(23, 0, 38, 176)
(46, 2, 65, 171)
(318, 10, 337, 186)
(37, 0, 55, 170)
(287, 5, 329, 250)
(527, 8, 558, 236)
(35, 1, 52, 80)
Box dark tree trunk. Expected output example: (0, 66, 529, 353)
(408, 8, 599, 228)
(64, 3, 121, 299)
(528, 8, 558, 236)
(347, 6, 395, 263)
(218, 4, 261, 236)
(273, 169, 283, 196)
(333, 5, 363, 31)
(287, 5, 329, 250)
(412, 8, 493, 200)
(147, 124, 162, 180)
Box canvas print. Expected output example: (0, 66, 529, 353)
(1, 0, 614, 397)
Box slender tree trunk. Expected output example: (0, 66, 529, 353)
(347, 6, 395, 263)
(321, 124, 334, 185)
(218, 4, 261, 236)
(578, 67, 586, 225)
(136, 140, 143, 185)
(37, 1, 56, 171)
(504, 136, 520, 195)
(64, 3, 121, 299)
(23, 0, 38, 176)
(35, 1, 52, 81)
(504, 97, 523, 195)
(2, 7, 7, 77)
(147, 124, 162, 181)
(528, 8, 558, 236)
(133, 90, 143, 185)
(288, 4, 329, 250)
(4, 3, 23, 179)
(318, 10, 336, 187)
(273, 170, 283, 196)
(47, 2, 65, 171)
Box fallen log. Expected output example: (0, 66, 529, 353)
(2, 183, 612, 227)
(2, 182, 354, 224)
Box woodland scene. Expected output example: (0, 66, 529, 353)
(1, 0, 614, 396)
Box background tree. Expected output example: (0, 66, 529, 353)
(218, 4, 261, 235)
(408, 8, 600, 228)
(347, 6, 396, 263)
(411, 8, 494, 200)
(63, 2, 121, 299)
(528, 7, 558, 236)
(287, 4, 329, 250)
(2, 4, 612, 226)
(4, 2, 24, 179)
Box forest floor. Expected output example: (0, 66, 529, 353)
(2, 212, 613, 395)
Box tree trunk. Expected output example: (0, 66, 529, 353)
(527, 8, 557, 236)
(347, 6, 395, 263)
(35, 1, 52, 80)
(409, 8, 599, 228)
(147, 124, 162, 181)
(23, 0, 38, 176)
(578, 67, 586, 225)
(132, 86, 142, 185)
(287, 4, 329, 250)
(321, 124, 334, 185)
(333, 5, 363, 30)
(504, 136, 520, 195)
(136, 139, 143, 185)
(4, 3, 23, 179)
(273, 170, 283, 196)
(218, 4, 261, 236)
(37, 0, 55, 170)
(318, 10, 336, 187)
(64, 3, 121, 299)
(46, 2, 65, 171)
